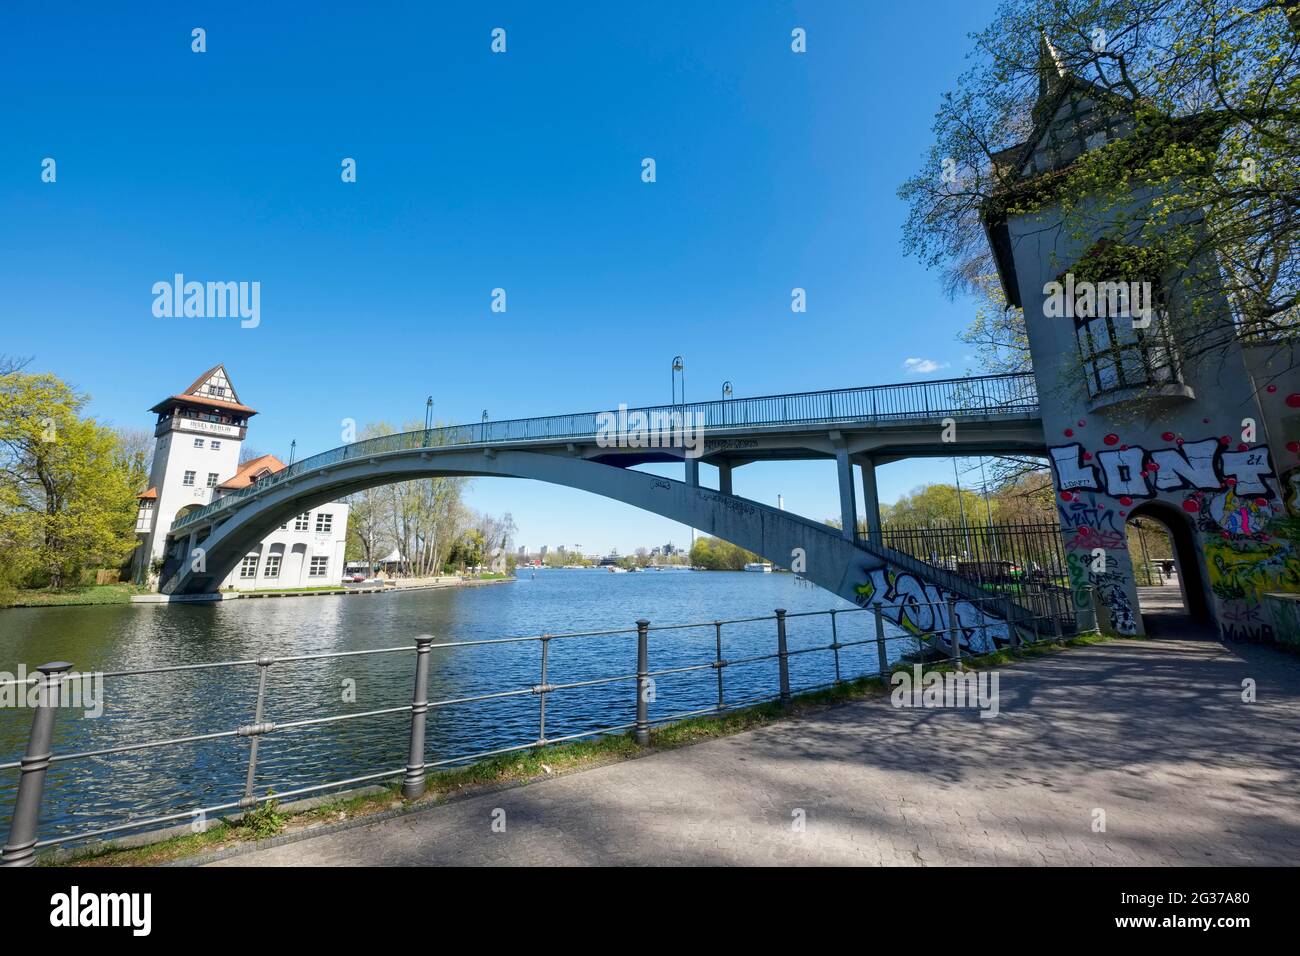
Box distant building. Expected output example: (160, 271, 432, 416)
(131, 365, 349, 590)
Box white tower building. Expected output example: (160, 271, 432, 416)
(132, 365, 349, 591)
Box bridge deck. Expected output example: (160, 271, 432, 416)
(205, 637, 1300, 866)
(171, 373, 1038, 534)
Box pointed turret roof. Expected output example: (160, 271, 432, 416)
(149, 364, 257, 416)
(1037, 32, 1069, 99)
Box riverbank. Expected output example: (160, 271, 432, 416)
(54, 634, 1121, 866)
(0, 575, 513, 609)
(0, 583, 150, 609)
(132, 575, 513, 603)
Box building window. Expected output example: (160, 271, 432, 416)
(207, 473, 219, 488)
(309, 556, 328, 577)
(315, 513, 333, 533)
(193, 438, 205, 448)
(264, 555, 281, 578)
(294, 513, 310, 531)
(1075, 299, 1181, 399)
(239, 555, 259, 578)
(210, 440, 221, 451)
(183, 471, 196, 486)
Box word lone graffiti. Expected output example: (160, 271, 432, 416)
(1050, 439, 1275, 499)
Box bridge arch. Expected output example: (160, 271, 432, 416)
(160, 446, 1032, 653)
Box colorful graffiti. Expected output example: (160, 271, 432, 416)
(852, 566, 1010, 655)
(1050, 439, 1276, 499)
(1059, 493, 1129, 559)
(1202, 536, 1300, 603)
(1055, 492, 1136, 633)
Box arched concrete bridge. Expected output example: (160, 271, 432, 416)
(162, 373, 1065, 652)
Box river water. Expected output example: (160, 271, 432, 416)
(0, 569, 915, 846)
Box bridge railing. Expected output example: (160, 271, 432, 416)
(0, 594, 1081, 864)
(170, 373, 1037, 533)
(865, 519, 1077, 632)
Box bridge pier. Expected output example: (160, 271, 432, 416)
(835, 448, 857, 541)
(717, 461, 733, 496)
(858, 456, 882, 546)
(684, 457, 699, 487)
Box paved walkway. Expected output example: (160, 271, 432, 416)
(209, 637, 1300, 866)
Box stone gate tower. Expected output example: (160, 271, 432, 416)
(981, 39, 1300, 641)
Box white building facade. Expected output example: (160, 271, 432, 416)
(132, 365, 349, 591)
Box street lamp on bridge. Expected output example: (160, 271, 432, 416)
(424, 397, 434, 432)
(671, 356, 685, 406)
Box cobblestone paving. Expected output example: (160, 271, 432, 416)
(209, 638, 1300, 866)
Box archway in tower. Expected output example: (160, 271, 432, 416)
(1125, 500, 1214, 638)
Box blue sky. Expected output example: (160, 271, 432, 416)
(1, 0, 1003, 554)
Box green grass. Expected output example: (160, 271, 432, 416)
(1, 583, 149, 609)
(57, 629, 1121, 867)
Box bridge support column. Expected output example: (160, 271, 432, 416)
(684, 457, 699, 487)
(859, 456, 882, 546)
(835, 448, 857, 541)
(717, 461, 733, 496)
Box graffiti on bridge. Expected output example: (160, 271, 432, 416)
(852, 566, 1009, 655)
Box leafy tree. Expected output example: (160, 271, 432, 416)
(689, 535, 762, 570)
(881, 484, 993, 528)
(900, 0, 1300, 370)
(0, 369, 138, 588)
(113, 426, 155, 493)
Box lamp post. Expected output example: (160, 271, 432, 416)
(952, 457, 972, 561)
(289, 439, 296, 465)
(672, 356, 685, 406)
(978, 456, 1001, 563)
(424, 397, 434, 445)
(722, 380, 732, 426)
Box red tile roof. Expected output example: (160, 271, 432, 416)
(216, 454, 286, 490)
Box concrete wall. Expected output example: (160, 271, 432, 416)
(1008, 199, 1300, 641)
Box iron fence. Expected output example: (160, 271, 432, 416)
(171, 373, 1038, 533)
(0, 594, 1086, 866)
(862, 519, 1076, 633)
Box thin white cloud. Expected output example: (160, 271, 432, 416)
(903, 357, 949, 374)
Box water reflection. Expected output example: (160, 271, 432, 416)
(0, 571, 911, 843)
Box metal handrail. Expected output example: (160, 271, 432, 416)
(170, 373, 1039, 532)
(0, 595, 1080, 864)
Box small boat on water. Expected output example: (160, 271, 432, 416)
(743, 562, 773, 573)
(607, 565, 629, 573)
